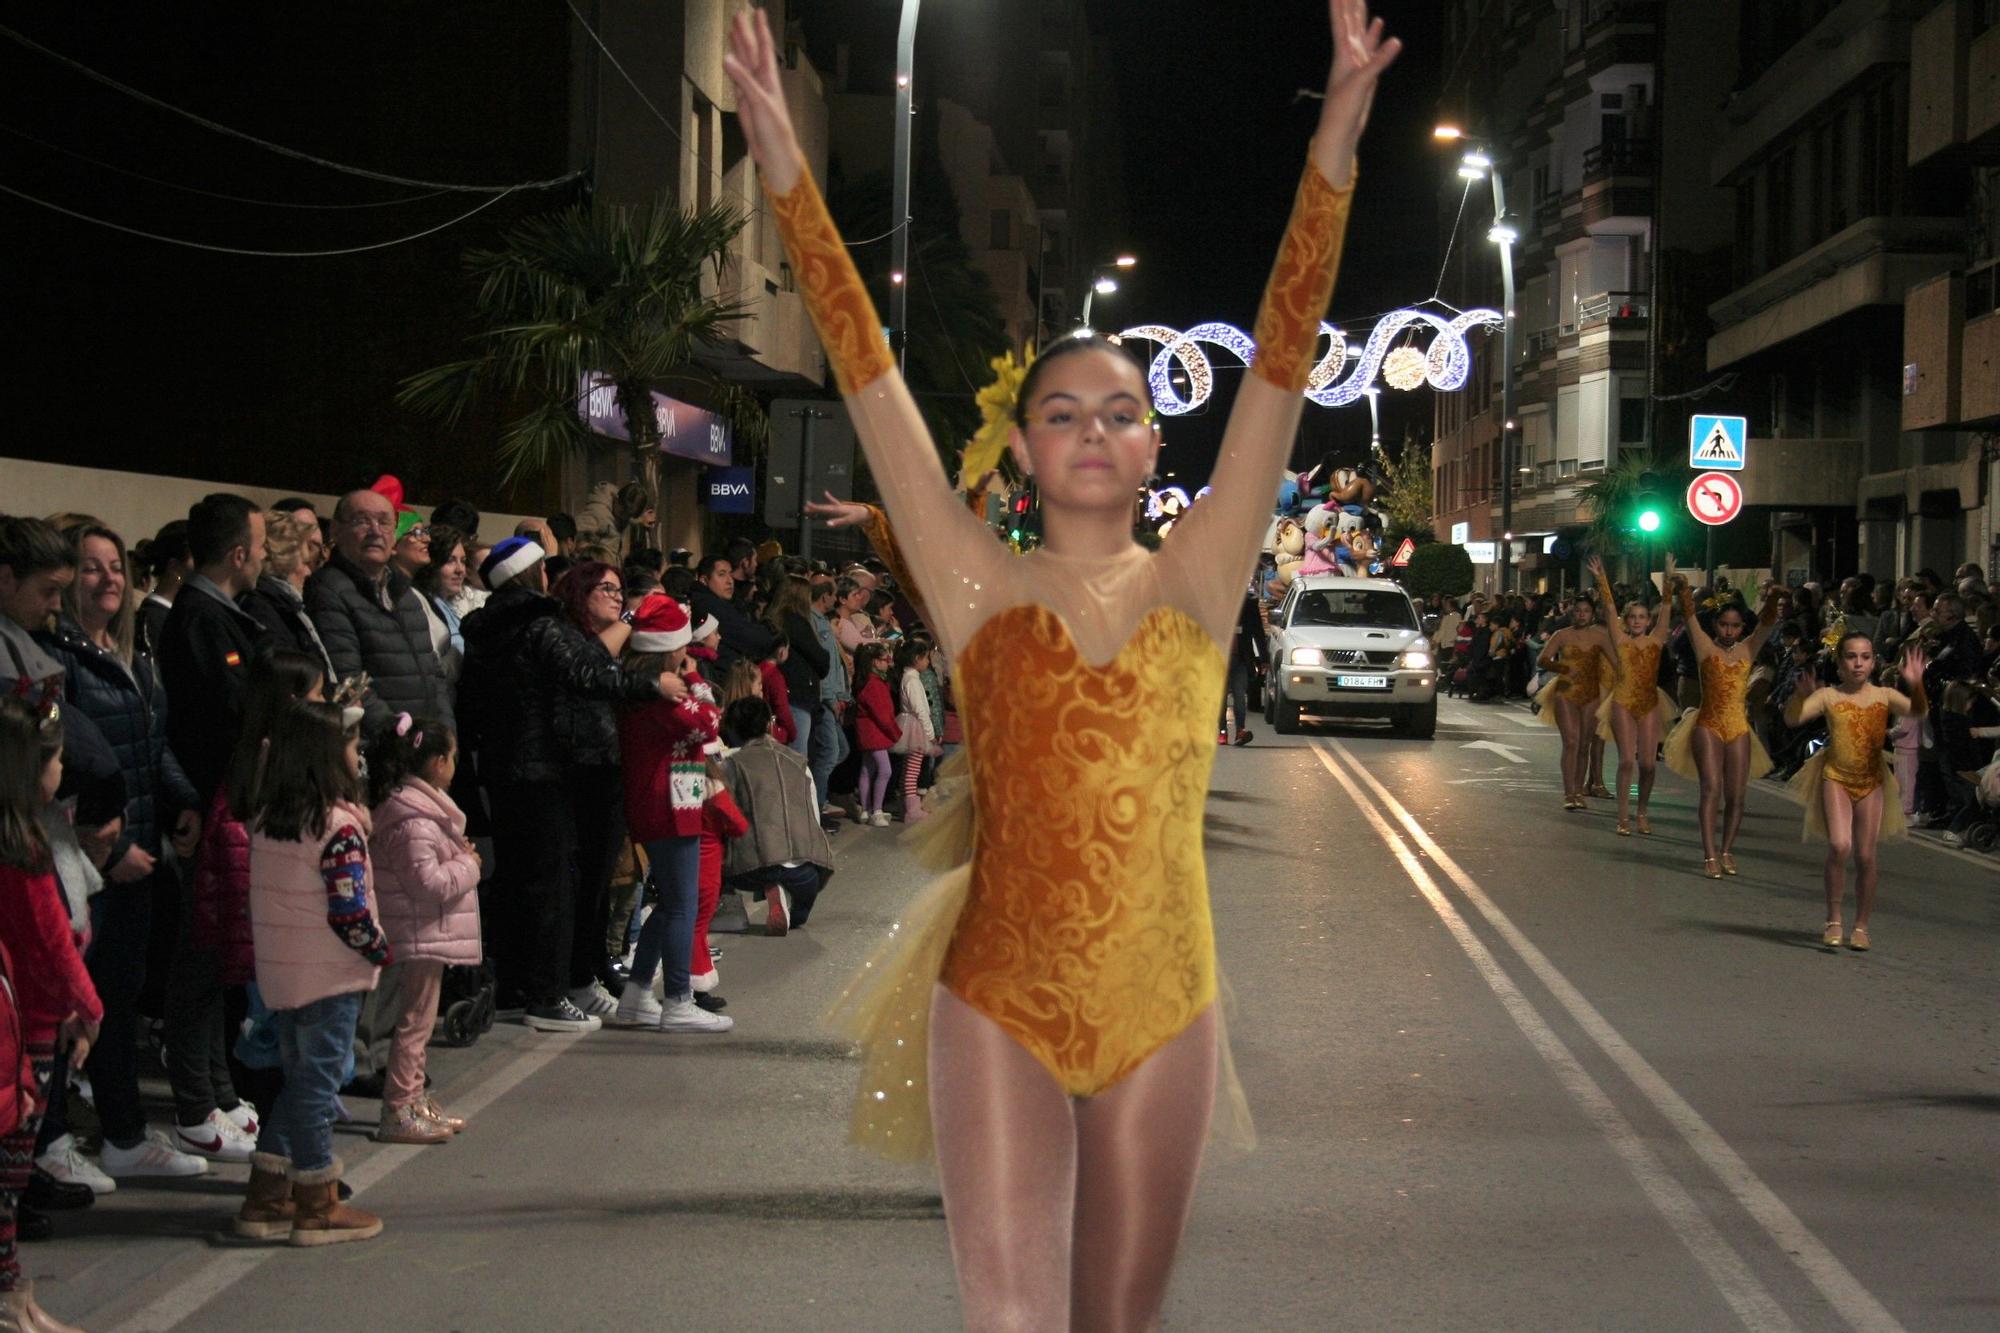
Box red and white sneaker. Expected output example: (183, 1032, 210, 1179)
(764, 885, 791, 937)
(1217, 729, 1228, 745)
(173, 1109, 254, 1163)
(223, 1100, 260, 1139)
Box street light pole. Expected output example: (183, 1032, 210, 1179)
(1491, 168, 1518, 596)
(889, 0, 920, 371)
(790, 404, 833, 563)
(1078, 256, 1136, 330)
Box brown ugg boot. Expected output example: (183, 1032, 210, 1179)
(233, 1152, 295, 1240)
(287, 1160, 382, 1247)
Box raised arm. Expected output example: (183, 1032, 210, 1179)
(1589, 557, 1619, 627)
(1784, 684, 1828, 729)
(1535, 627, 1568, 673)
(1650, 554, 1680, 646)
(1156, 0, 1398, 643)
(1741, 585, 1784, 660)
(727, 10, 1004, 657)
(1676, 575, 1714, 660)
(1889, 647, 1930, 719)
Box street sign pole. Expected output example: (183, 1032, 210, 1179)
(790, 405, 833, 563)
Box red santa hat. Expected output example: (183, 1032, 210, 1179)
(630, 594, 692, 653)
(690, 613, 720, 643)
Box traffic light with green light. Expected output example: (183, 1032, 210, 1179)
(1632, 471, 1665, 534)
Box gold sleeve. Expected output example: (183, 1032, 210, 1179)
(1250, 158, 1355, 392)
(1594, 567, 1620, 617)
(769, 166, 894, 395)
(1677, 587, 1697, 627)
(857, 504, 934, 630)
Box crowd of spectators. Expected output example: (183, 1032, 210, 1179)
(0, 474, 947, 1276)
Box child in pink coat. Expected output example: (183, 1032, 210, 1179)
(367, 715, 481, 1145)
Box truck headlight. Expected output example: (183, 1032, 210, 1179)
(1289, 647, 1324, 666)
(1399, 649, 1433, 670)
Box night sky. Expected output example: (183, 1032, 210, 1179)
(1088, 0, 1446, 485)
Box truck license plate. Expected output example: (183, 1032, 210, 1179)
(1335, 673, 1390, 690)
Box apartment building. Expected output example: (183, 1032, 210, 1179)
(1705, 0, 1996, 584)
(1430, 0, 1735, 592)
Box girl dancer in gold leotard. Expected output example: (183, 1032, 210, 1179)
(727, 5, 1399, 1326)
(1783, 633, 1927, 950)
(1590, 555, 1682, 835)
(1662, 584, 1782, 877)
(1533, 595, 1615, 810)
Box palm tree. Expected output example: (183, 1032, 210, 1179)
(397, 195, 765, 499)
(1577, 453, 1652, 554)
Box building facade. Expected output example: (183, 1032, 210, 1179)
(1706, 0, 1999, 585)
(1429, 0, 1736, 593)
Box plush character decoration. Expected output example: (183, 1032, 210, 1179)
(1269, 518, 1307, 595)
(1342, 526, 1379, 576)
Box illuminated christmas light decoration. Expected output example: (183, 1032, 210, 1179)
(1121, 306, 1502, 415)
(1382, 345, 1429, 390)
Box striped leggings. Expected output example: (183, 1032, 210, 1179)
(2, 1043, 54, 1291)
(902, 750, 925, 807)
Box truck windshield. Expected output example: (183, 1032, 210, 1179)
(1290, 588, 1417, 630)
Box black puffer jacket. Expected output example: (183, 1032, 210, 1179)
(240, 575, 335, 684)
(37, 617, 200, 865)
(779, 609, 827, 709)
(551, 620, 621, 769)
(458, 585, 660, 787)
(306, 551, 452, 736)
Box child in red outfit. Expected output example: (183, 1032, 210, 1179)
(849, 643, 901, 826)
(691, 764, 750, 1004)
(0, 694, 103, 1330)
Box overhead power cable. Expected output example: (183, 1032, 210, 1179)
(0, 122, 450, 210)
(0, 24, 581, 193)
(0, 180, 517, 257)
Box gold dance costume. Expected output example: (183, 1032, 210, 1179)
(1787, 685, 1914, 842)
(769, 151, 1355, 1158)
(1595, 639, 1680, 743)
(1662, 656, 1774, 781)
(1532, 637, 1606, 726)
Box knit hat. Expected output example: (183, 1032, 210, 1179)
(630, 593, 692, 653)
(395, 511, 425, 542)
(480, 536, 545, 589)
(690, 613, 720, 644)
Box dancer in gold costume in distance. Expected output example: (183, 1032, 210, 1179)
(1784, 632, 1927, 950)
(1590, 555, 1682, 836)
(725, 4, 1399, 1327)
(1661, 583, 1782, 878)
(1533, 594, 1615, 810)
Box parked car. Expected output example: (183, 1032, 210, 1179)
(1264, 574, 1439, 737)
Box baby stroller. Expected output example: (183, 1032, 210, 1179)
(1963, 756, 2000, 853)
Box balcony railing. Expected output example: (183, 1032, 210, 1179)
(1575, 291, 1649, 325)
(1583, 137, 1656, 179)
(1525, 326, 1561, 356)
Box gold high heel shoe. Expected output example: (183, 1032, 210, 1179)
(1822, 920, 1843, 947)
(1847, 924, 1870, 951)
(1587, 783, 1613, 799)
(1615, 818, 1632, 836)
(1635, 814, 1652, 835)
(1702, 857, 1722, 879)
(1719, 853, 1738, 876)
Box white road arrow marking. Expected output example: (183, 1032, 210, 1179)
(1461, 739, 1529, 764)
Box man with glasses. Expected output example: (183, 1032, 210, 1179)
(306, 488, 452, 737)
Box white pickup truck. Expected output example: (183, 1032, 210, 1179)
(1263, 574, 1439, 738)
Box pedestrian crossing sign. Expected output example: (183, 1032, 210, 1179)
(1688, 414, 1747, 471)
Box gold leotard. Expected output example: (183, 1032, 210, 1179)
(1611, 640, 1665, 716)
(772, 144, 1354, 1153)
(940, 605, 1222, 1094)
(1532, 637, 1605, 727)
(1786, 685, 1919, 842)
(1662, 654, 1774, 780)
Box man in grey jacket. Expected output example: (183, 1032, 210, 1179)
(719, 698, 835, 935)
(307, 488, 452, 736)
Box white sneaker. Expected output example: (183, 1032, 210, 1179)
(35, 1134, 116, 1195)
(568, 981, 618, 1018)
(102, 1128, 210, 1178)
(870, 810, 892, 827)
(658, 997, 733, 1033)
(613, 985, 664, 1028)
(1940, 830, 1965, 847)
(223, 1099, 260, 1138)
(172, 1109, 253, 1163)
(690, 968, 721, 994)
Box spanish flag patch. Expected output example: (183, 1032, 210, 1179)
(224, 651, 241, 667)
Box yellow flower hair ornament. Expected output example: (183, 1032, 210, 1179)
(1820, 617, 1847, 655)
(957, 345, 1033, 493)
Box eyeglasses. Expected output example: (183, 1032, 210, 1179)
(591, 581, 623, 597)
(398, 525, 429, 542)
(344, 514, 396, 533)
(1024, 405, 1156, 435)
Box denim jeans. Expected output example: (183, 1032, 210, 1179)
(728, 862, 826, 927)
(788, 705, 813, 759)
(253, 991, 366, 1173)
(807, 701, 846, 810)
(629, 836, 701, 1002)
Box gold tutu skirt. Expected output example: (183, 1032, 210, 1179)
(1785, 750, 1907, 844)
(1595, 688, 1683, 744)
(822, 750, 1255, 1163)
(1660, 713, 1774, 783)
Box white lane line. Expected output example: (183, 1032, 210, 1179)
(1321, 738, 1908, 1333)
(1310, 743, 1797, 1333)
(108, 1032, 584, 1333)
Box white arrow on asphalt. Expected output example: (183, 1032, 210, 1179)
(1461, 739, 1529, 764)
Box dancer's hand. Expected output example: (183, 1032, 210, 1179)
(1312, 0, 1402, 188)
(802, 492, 870, 529)
(1586, 555, 1606, 581)
(1900, 646, 1928, 691)
(724, 7, 803, 194)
